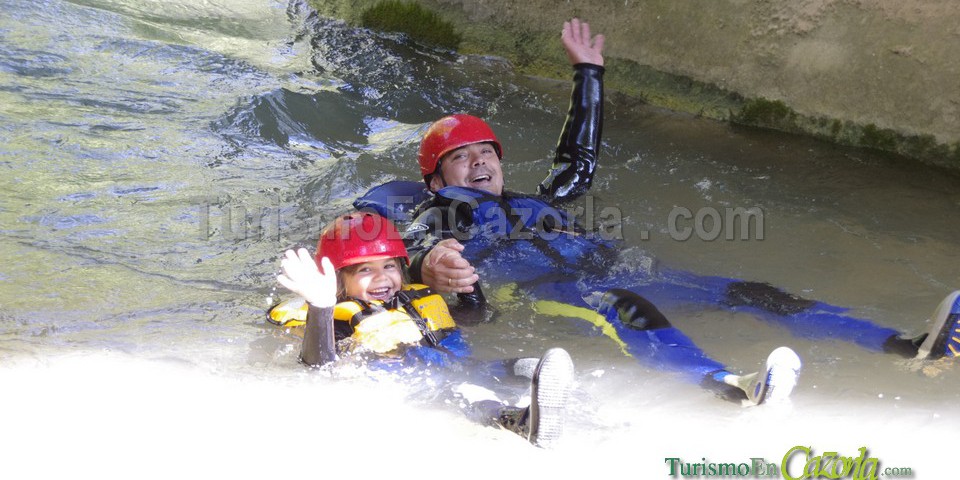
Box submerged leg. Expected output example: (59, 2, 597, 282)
(595, 288, 801, 405)
(723, 281, 960, 358)
(596, 288, 728, 377)
(527, 279, 802, 404)
(608, 268, 922, 356)
(540, 263, 955, 360)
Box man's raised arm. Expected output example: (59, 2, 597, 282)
(538, 19, 606, 202)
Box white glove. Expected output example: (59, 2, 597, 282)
(276, 248, 338, 308)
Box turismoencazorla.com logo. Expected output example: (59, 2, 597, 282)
(664, 445, 914, 479)
(192, 193, 767, 244)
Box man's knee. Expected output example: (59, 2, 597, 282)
(598, 288, 672, 330)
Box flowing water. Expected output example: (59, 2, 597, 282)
(1, 0, 958, 477)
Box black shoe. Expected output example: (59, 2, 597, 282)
(497, 406, 529, 437)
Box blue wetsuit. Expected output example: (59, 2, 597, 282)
(393, 183, 903, 383)
(362, 63, 915, 396)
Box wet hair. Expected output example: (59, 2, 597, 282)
(336, 257, 410, 300)
(426, 157, 448, 189)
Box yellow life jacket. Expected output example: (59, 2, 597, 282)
(266, 284, 456, 354)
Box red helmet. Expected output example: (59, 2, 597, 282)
(418, 114, 503, 182)
(316, 212, 409, 271)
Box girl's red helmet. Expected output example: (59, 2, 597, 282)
(418, 114, 503, 182)
(316, 212, 409, 270)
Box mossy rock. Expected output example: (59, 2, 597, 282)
(360, 0, 462, 50)
(860, 123, 899, 152)
(733, 98, 799, 131)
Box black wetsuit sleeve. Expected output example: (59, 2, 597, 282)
(537, 63, 605, 202)
(300, 304, 336, 367)
(403, 205, 452, 284)
(404, 202, 486, 307)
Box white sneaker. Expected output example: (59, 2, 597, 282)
(916, 290, 960, 359)
(727, 346, 802, 406)
(528, 348, 575, 448)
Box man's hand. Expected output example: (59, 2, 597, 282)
(562, 18, 605, 67)
(421, 238, 480, 293)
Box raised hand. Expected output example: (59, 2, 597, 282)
(561, 18, 605, 67)
(276, 248, 338, 308)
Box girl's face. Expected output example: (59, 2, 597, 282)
(340, 257, 403, 302)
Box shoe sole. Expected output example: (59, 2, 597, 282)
(529, 348, 574, 448)
(918, 291, 960, 359)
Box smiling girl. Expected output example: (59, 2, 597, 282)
(270, 211, 575, 448)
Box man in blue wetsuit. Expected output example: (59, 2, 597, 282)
(406, 18, 607, 298)
(394, 19, 960, 405)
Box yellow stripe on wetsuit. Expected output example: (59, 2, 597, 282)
(532, 299, 632, 358)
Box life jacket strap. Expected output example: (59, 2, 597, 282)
(389, 289, 441, 347)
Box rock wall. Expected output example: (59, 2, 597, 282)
(308, 0, 960, 168)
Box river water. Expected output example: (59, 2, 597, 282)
(1, 0, 957, 478)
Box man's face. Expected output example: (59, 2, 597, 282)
(429, 142, 504, 196)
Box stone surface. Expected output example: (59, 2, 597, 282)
(308, 0, 960, 168)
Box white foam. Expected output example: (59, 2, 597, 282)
(1, 351, 955, 479)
